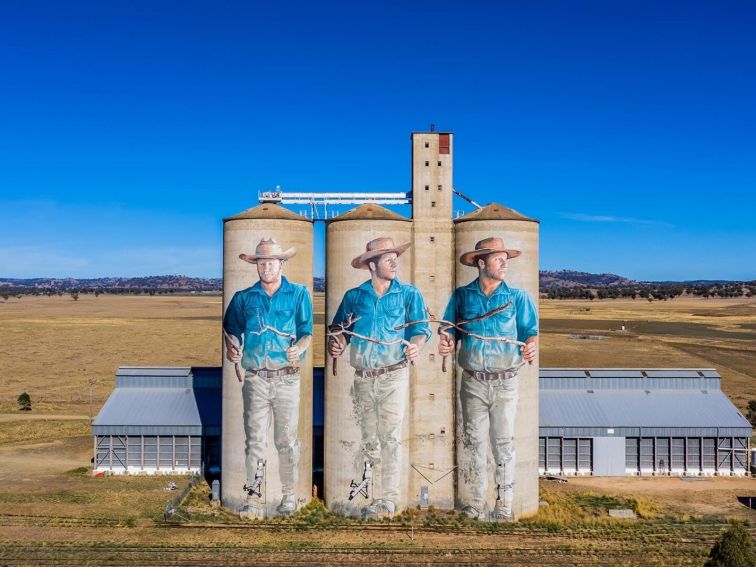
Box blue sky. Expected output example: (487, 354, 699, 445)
(1, 1, 754, 281)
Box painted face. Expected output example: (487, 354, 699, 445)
(480, 251, 508, 281)
(257, 258, 284, 284)
(371, 252, 398, 281)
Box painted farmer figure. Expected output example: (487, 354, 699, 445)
(439, 237, 538, 521)
(223, 238, 313, 516)
(329, 237, 431, 517)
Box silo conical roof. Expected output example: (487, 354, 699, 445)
(454, 203, 538, 224)
(224, 203, 309, 222)
(327, 203, 410, 223)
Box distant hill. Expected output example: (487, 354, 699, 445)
(539, 270, 635, 290)
(1, 273, 748, 295)
(0, 275, 223, 292)
(0, 275, 325, 293)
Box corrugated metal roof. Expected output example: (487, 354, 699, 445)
(93, 388, 201, 427)
(541, 390, 751, 429)
(93, 367, 221, 434)
(539, 368, 751, 432)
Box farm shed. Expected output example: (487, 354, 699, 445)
(91, 367, 221, 475)
(539, 369, 752, 477)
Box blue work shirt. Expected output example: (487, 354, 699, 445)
(332, 278, 431, 370)
(223, 276, 313, 371)
(442, 278, 538, 372)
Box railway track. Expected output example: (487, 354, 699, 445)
(0, 514, 750, 566)
(0, 542, 713, 566)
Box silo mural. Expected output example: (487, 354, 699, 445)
(222, 204, 314, 517)
(325, 204, 430, 518)
(449, 204, 540, 521)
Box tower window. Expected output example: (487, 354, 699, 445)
(437, 161, 442, 166)
(437, 184, 442, 191)
(429, 353, 435, 361)
(440, 427, 446, 434)
(431, 201, 436, 207)
(425, 185, 429, 191)
(425, 161, 429, 166)
(424, 142, 429, 148)
(429, 274, 435, 282)
(429, 236, 435, 243)
(429, 393, 435, 400)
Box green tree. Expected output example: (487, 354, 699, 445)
(17, 392, 31, 412)
(705, 523, 755, 567)
(746, 400, 756, 427)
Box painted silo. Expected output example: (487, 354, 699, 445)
(325, 204, 424, 517)
(222, 203, 314, 517)
(452, 203, 540, 520)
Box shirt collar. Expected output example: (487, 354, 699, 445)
(250, 275, 292, 296)
(359, 277, 403, 297)
(466, 277, 510, 297)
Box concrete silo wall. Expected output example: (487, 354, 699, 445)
(453, 209, 540, 520)
(325, 206, 415, 516)
(222, 205, 313, 516)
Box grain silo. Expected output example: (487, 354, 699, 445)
(325, 204, 417, 517)
(452, 203, 540, 520)
(222, 203, 314, 517)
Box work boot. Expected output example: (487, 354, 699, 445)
(492, 500, 514, 522)
(239, 499, 263, 519)
(362, 499, 395, 519)
(276, 493, 297, 516)
(461, 505, 481, 520)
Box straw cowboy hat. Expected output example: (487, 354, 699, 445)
(239, 237, 296, 264)
(351, 237, 411, 269)
(459, 236, 521, 267)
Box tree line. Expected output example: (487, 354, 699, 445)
(1, 287, 221, 300)
(545, 282, 755, 301)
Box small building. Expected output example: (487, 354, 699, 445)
(539, 369, 752, 477)
(91, 367, 221, 475)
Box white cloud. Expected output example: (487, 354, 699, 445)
(558, 212, 674, 227)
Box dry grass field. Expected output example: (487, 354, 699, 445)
(0, 293, 753, 565)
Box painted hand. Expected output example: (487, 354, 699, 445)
(438, 335, 455, 356)
(404, 342, 420, 362)
(328, 335, 346, 358)
(226, 346, 242, 364)
(520, 339, 537, 362)
(286, 345, 301, 363)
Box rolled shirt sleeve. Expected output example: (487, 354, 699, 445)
(330, 291, 355, 345)
(515, 289, 539, 341)
(295, 286, 314, 341)
(222, 292, 245, 344)
(403, 286, 432, 342)
(440, 291, 458, 341)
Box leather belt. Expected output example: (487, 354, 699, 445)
(464, 368, 518, 381)
(248, 367, 299, 379)
(355, 360, 408, 378)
